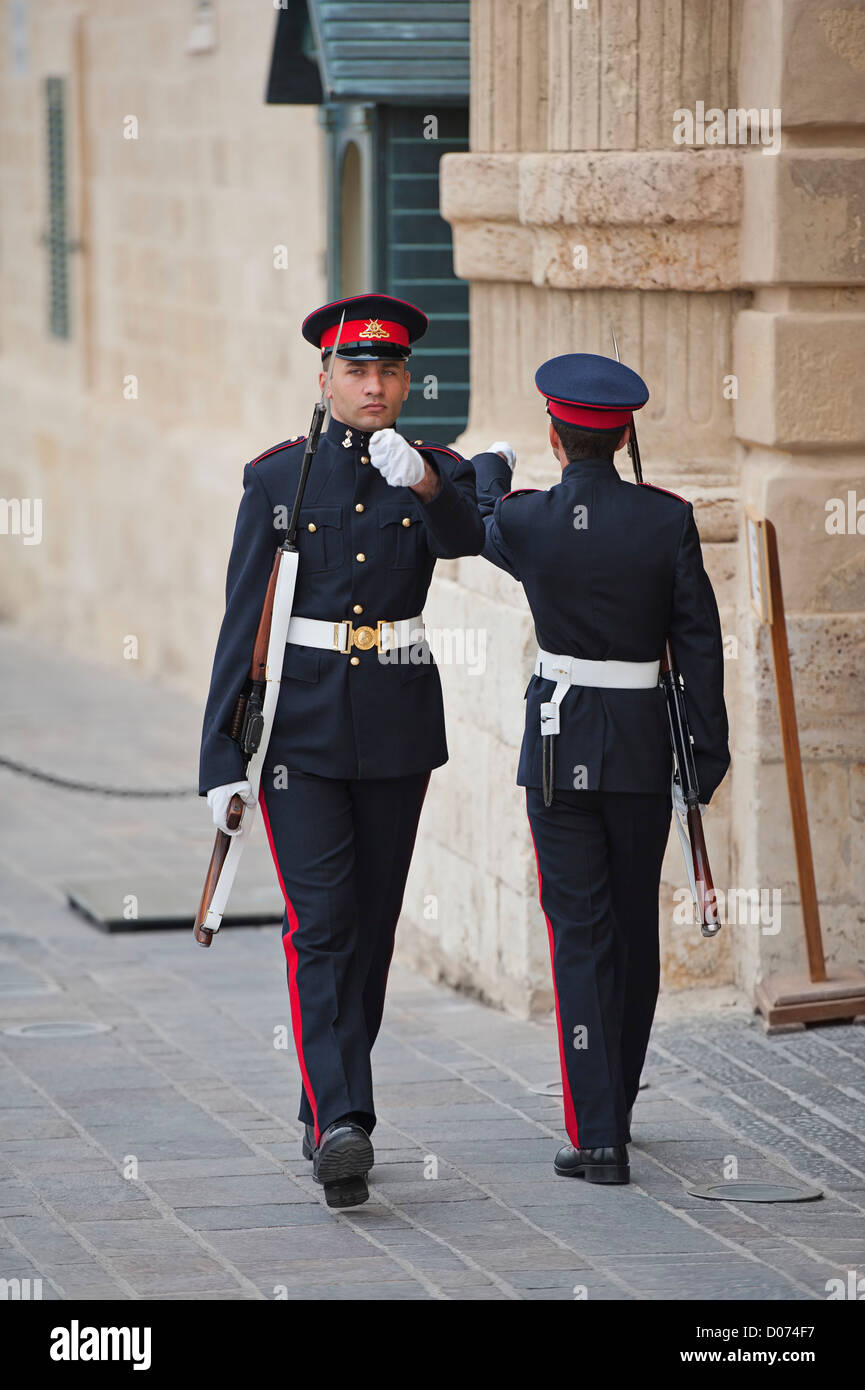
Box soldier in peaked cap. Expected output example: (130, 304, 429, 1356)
(472, 352, 729, 1185)
(199, 293, 484, 1208)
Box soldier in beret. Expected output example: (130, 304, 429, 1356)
(199, 294, 484, 1207)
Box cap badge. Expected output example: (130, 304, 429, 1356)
(360, 318, 390, 340)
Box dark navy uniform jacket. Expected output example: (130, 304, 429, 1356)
(472, 450, 730, 802)
(199, 416, 484, 793)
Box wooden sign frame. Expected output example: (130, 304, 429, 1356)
(750, 512, 865, 1029)
(745, 507, 773, 625)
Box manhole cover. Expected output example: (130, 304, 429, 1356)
(687, 1181, 823, 1203)
(528, 1079, 563, 1096)
(528, 1079, 650, 1099)
(3, 1021, 112, 1039)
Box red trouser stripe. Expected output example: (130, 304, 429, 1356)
(259, 787, 320, 1143)
(527, 804, 580, 1149)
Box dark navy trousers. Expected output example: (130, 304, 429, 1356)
(526, 787, 672, 1150)
(259, 769, 430, 1144)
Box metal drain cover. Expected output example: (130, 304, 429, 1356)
(528, 1079, 563, 1096)
(3, 1020, 111, 1039)
(528, 1079, 650, 1099)
(687, 1181, 823, 1203)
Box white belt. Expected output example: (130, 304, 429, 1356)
(287, 613, 424, 656)
(535, 647, 660, 735)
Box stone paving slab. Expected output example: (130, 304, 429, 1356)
(1, 627, 865, 1302)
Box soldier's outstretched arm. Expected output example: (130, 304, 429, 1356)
(198, 463, 278, 795)
(669, 503, 731, 804)
(472, 448, 516, 518)
(468, 449, 524, 579)
(414, 445, 485, 558)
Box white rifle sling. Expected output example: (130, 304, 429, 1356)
(671, 772, 699, 910)
(203, 547, 299, 932)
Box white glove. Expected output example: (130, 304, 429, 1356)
(206, 779, 256, 835)
(672, 780, 706, 819)
(489, 441, 516, 472)
(369, 429, 425, 488)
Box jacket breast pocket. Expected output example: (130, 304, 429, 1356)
(298, 506, 344, 572)
(378, 505, 424, 569)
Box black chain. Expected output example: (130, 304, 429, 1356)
(0, 754, 195, 798)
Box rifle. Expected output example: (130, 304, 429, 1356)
(611, 329, 721, 938)
(193, 311, 346, 946)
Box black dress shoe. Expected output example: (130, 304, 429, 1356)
(301, 1123, 315, 1160)
(313, 1118, 374, 1208)
(303, 1118, 374, 1165)
(554, 1143, 629, 1184)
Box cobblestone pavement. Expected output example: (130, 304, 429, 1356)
(1, 628, 864, 1301)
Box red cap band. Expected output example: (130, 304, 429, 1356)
(540, 389, 634, 429)
(320, 318, 410, 350)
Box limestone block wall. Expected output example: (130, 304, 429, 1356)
(732, 0, 865, 989)
(0, 0, 326, 720)
(400, 0, 865, 1013)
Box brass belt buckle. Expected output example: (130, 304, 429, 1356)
(335, 618, 398, 654)
(376, 619, 396, 652)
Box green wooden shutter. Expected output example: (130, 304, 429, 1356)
(44, 76, 71, 339)
(379, 105, 469, 440)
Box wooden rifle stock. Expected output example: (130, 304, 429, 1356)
(193, 798, 244, 946)
(688, 805, 721, 936)
(193, 549, 282, 947)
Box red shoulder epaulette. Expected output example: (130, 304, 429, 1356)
(639, 481, 688, 503)
(501, 487, 540, 501)
(250, 435, 306, 468)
